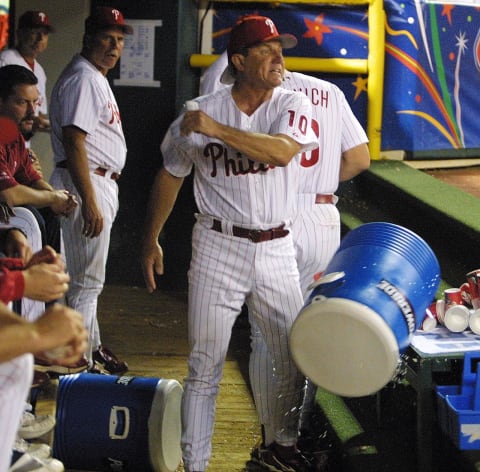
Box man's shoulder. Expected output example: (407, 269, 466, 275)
(273, 85, 310, 104)
(0, 48, 23, 65)
(194, 87, 232, 111)
(55, 56, 102, 87)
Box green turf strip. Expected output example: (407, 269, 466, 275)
(315, 387, 377, 455)
(369, 160, 480, 233)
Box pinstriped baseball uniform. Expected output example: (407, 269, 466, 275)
(0, 353, 33, 472)
(162, 86, 317, 471)
(49, 54, 126, 361)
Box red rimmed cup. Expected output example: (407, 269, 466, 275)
(444, 287, 463, 308)
(467, 269, 480, 309)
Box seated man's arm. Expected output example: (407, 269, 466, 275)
(0, 184, 75, 216)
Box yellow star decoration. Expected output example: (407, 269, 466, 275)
(352, 75, 368, 100)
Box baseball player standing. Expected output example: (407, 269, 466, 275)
(201, 50, 370, 462)
(142, 15, 319, 472)
(49, 6, 131, 375)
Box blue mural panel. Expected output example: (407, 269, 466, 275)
(209, 1, 480, 158)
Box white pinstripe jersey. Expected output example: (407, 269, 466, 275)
(161, 86, 318, 227)
(0, 48, 48, 116)
(283, 71, 368, 194)
(50, 54, 127, 173)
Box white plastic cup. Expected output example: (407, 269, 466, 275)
(421, 315, 438, 331)
(444, 304, 470, 332)
(184, 100, 199, 111)
(436, 299, 446, 325)
(469, 309, 480, 335)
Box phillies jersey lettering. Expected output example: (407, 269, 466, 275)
(108, 101, 122, 125)
(292, 87, 330, 108)
(204, 143, 274, 177)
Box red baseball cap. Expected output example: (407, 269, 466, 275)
(85, 6, 133, 35)
(220, 15, 297, 84)
(18, 11, 55, 33)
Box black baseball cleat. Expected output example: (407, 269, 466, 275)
(250, 442, 314, 472)
(92, 345, 128, 374)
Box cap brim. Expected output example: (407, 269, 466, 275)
(86, 23, 134, 35)
(20, 24, 55, 33)
(277, 34, 297, 49)
(220, 65, 235, 85)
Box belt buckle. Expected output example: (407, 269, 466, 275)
(248, 229, 263, 243)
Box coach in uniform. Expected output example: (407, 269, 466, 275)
(142, 15, 318, 472)
(49, 6, 131, 375)
(201, 42, 371, 462)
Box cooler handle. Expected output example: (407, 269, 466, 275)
(109, 406, 130, 439)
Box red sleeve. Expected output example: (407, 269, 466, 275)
(0, 136, 41, 192)
(0, 267, 25, 303)
(0, 258, 25, 271)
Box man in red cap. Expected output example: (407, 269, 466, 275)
(142, 14, 317, 472)
(49, 6, 132, 376)
(0, 10, 55, 135)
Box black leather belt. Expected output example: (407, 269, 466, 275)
(211, 219, 289, 243)
(315, 194, 335, 204)
(56, 160, 120, 181)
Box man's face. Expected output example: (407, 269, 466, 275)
(85, 27, 126, 75)
(18, 27, 50, 57)
(236, 40, 285, 89)
(0, 84, 39, 133)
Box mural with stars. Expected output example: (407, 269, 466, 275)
(209, 1, 480, 158)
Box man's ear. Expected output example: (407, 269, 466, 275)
(230, 53, 245, 74)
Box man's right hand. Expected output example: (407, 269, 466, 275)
(141, 242, 164, 293)
(51, 189, 78, 216)
(35, 304, 88, 365)
(81, 199, 104, 238)
(22, 261, 70, 302)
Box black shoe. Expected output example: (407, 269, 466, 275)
(250, 442, 314, 471)
(87, 364, 109, 375)
(297, 429, 336, 472)
(92, 346, 128, 374)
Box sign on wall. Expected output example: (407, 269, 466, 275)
(114, 19, 163, 88)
